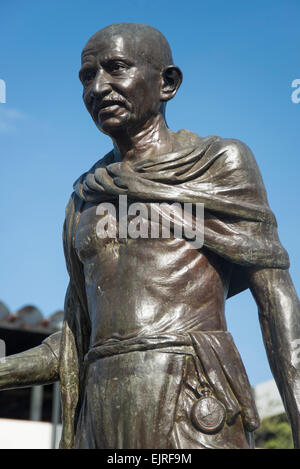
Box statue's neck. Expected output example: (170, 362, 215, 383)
(112, 114, 174, 164)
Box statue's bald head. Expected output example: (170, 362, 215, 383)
(80, 23, 182, 130)
(82, 23, 174, 71)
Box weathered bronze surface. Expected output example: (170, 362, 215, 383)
(1, 23, 300, 449)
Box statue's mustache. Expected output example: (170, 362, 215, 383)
(99, 98, 129, 109)
(90, 95, 131, 123)
(91, 95, 131, 116)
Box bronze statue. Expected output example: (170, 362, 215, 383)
(1, 23, 299, 449)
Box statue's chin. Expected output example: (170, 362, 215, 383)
(96, 113, 139, 137)
(97, 119, 128, 137)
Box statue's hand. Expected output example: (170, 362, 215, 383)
(0, 341, 60, 391)
(0, 355, 19, 391)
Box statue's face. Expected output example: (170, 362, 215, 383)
(79, 33, 163, 136)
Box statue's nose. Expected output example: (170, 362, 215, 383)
(90, 71, 112, 98)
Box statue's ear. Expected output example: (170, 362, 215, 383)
(160, 66, 183, 102)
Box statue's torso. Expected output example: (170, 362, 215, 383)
(75, 201, 231, 347)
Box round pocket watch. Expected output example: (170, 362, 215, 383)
(191, 385, 226, 434)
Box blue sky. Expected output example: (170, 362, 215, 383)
(0, 0, 299, 385)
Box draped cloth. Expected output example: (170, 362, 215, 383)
(73, 131, 289, 297)
(58, 131, 289, 448)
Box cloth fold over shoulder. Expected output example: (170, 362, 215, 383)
(73, 131, 289, 297)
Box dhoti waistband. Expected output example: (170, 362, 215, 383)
(85, 333, 192, 362)
(84, 330, 260, 433)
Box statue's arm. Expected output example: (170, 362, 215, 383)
(247, 268, 300, 448)
(0, 331, 61, 391)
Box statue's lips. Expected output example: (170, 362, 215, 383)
(98, 101, 127, 118)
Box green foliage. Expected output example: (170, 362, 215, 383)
(254, 413, 293, 449)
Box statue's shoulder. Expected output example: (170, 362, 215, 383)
(216, 139, 259, 179)
(176, 129, 257, 167)
(212, 136, 255, 161)
(176, 129, 251, 152)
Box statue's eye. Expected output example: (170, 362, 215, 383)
(79, 69, 96, 86)
(106, 61, 127, 74)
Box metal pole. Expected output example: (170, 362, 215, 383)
(51, 382, 61, 449)
(29, 385, 43, 421)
